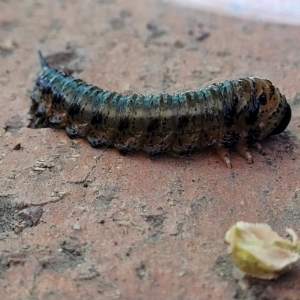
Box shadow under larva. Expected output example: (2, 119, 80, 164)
(30, 51, 291, 168)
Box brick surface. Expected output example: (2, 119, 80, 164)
(0, 1, 300, 299)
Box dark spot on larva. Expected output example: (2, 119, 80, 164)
(191, 115, 196, 125)
(245, 127, 260, 145)
(118, 117, 129, 131)
(147, 118, 160, 132)
(40, 80, 52, 95)
(220, 132, 239, 147)
(185, 92, 192, 101)
(52, 92, 64, 104)
(245, 100, 260, 125)
(269, 85, 275, 98)
(258, 92, 267, 105)
(223, 102, 236, 127)
(177, 116, 189, 129)
(232, 94, 238, 106)
(202, 131, 208, 138)
(68, 102, 81, 116)
(90, 112, 102, 125)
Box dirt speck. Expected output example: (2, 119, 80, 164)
(4, 115, 23, 132)
(0, 196, 39, 233)
(141, 214, 167, 230)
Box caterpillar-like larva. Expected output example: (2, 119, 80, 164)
(30, 52, 291, 167)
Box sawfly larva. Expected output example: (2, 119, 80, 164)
(30, 52, 291, 167)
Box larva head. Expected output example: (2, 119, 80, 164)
(269, 101, 291, 136)
(252, 78, 291, 139)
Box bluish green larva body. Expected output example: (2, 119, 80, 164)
(30, 52, 291, 167)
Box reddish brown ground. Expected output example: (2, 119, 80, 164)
(0, 1, 300, 299)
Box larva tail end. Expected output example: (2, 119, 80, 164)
(269, 103, 291, 136)
(38, 51, 49, 69)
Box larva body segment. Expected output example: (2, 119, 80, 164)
(30, 52, 291, 167)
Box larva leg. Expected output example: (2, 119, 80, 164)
(253, 142, 262, 153)
(215, 145, 232, 168)
(235, 142, 253, 164)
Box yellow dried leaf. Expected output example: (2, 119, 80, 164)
(225, 222, 300, 279)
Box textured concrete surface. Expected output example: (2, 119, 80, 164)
(1, 0, 300, 299)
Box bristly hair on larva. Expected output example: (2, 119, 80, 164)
(30, 51, 291, 168)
